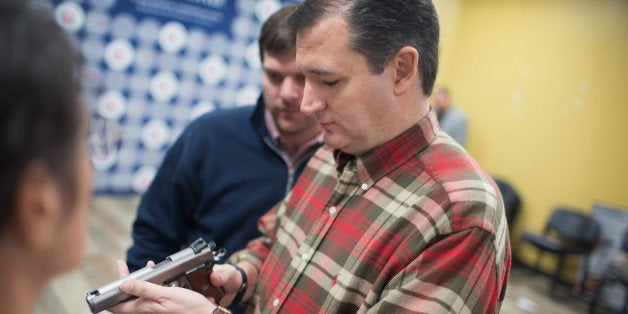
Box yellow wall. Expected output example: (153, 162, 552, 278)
(434, 0, 628, 272)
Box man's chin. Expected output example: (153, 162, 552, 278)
(322, 134, 344, 149)
(278, 121, 314, 135)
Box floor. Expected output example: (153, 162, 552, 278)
(34, 196, 616, 314)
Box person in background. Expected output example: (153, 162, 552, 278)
(432, 86, 468, 146)
(112, 0, 511, 313)
(124, 4, 321, 311)
(0, 1, 93, 313)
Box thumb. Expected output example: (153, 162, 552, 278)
(116, 260, 130, 278)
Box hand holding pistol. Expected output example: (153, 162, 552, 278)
(85, 238, 226, 313)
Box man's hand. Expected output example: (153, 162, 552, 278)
(108, 260, 219, 314)
(210, 262, 256, 307)
(208, 264, 240, 307)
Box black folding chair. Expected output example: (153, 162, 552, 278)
(589, 228, 628, 313)
(521, 206, 600, 293)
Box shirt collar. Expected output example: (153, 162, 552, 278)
(265, 108, 324, 165)
(265, 108, 282, 140)
(334, 109, 439, 187)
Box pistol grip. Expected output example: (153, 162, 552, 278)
(186, 268, 224, 302)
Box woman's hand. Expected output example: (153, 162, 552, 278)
(112, 278, 217, 314)
(108, 260, 220, 314)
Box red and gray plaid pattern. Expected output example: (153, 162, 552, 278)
(231, 110, 511, 313)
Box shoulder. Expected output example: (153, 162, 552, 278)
(192, 105, 254, 125)
(420, 137, 502, 230)
(184, 105, 255, 133)
(169, 105, 258, 152)
(421, 136, 480, 182)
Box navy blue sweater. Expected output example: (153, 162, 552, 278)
(126, 96, 320, 271)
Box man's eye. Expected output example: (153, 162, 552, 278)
(323, 80, 339, 87)
(296, 75, 306, 85)
(266, 72, 283, 84)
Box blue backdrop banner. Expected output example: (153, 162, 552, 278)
(38, 0, 296, 194)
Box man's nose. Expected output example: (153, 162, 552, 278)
(279, 78, 301, 103)
(300, 83, 324, 115)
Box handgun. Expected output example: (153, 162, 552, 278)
(85, 238, 226, 313)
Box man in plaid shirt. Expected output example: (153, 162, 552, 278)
(114, 0, 511, 313)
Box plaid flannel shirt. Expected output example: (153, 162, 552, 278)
(231, 110, 511, 313)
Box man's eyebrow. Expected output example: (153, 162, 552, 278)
(302, 67, 335, 76)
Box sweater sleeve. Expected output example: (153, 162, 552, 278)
(227, 195, 287, 290)
(126, 133, 201, 271)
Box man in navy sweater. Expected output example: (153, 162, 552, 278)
(125, 4, 321, 276)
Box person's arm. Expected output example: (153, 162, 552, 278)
(110, 260, 223, 314)
(209, 261, 259, 307)
(126, 133, 201, 271)
(213, 197, 285, 306)
(368, 227, 508, 313)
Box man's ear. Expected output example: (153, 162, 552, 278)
(13, 161, 61, 250)
(392, 46, 419, 96)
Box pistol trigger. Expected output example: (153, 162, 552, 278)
(173, 277, 191, 289)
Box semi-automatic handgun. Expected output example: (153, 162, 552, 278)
(85, 238, 226, 313)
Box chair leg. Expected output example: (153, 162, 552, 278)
(551, 255, 565, 293)
(581, 255, 592, 295)
(535, 250, 543, 271)
(623, 286, 628, 314)
(589, 276, 606, 314)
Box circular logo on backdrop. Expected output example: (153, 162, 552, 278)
(54, 1, 86, 33)
(132, 166, 156, 193)
(149, 71, 179, 102)
(141, 119, 170, 150)
(111, 13, 137, 39)
(199, 55, 227, 85)
(158, 22, 188, 53)
(255, 0, 282, 22)
(104, 39, 135, 71)
(85, 11, 109, 35)
(97, 90, 127, 120)
(88, 116, 121, 171)
(236, 85, 261, 106)
(245, 42, 261, 69)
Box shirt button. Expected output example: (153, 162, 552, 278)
(361, 183, 368, 190)
(329, 206, 337, 215)
(301, 253, 308, 261)
(273, 298, 279, 307)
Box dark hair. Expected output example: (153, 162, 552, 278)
(0, 2, 84, 230)
(259, 3, 299, 62)
(287, 0, 439, 96)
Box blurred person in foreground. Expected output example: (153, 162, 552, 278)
(432, 86, 468, 147)
(0, 1, 92, 314)
(113, 0, 511, 313)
